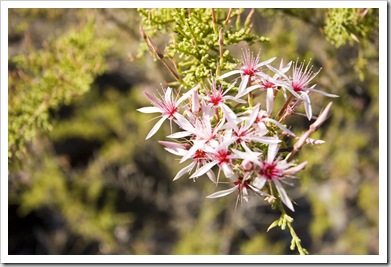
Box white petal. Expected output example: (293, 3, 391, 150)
(173, 162, 196, 181)
(267, 143, 279, 163)
(236, 84, 260, 98)
(255, 57, 276, 69)
(275, 180, 294, 211)
(221, 163, 234, 178)
(206, 185, 239, 198)
(224, 95, 247, 103)
(174, 113, 195, 134)
(218, 70, 242, 80)
(238, 75, 250, 95)
(165, 87, 173, 103)
(206, 170, 217, 184)
(266, 87, 274, 115)
(266, 64, 289, 80)
(283, 161, 308, 176)
(167, 131, 192, 139)
(190, 161, 217, 178)
(253, 177, 267, 190)
(251, 136, 281, 145)
(307, 88, 339, 98)
(146, 116, 166, 139)
(302, 93, 312, 121)
(137, 106, 162, 114)
(179, 141, 205, 163)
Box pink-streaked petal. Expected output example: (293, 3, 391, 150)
(206, 170, 217, 184)
(173, 162, 196, 181)
(224, 95, 247, 103)
(279, 60, 292, 74)
(252, 136, 281, 145)
(253, 177, 267, 190)
(144, 92, 160, 106)
(238, 75, 250, 95)
(283, 161, 308, 176)
(267, 143, 279, 163)
(145, 116, 167, 140)
(179, 141, 205, 163)
(164, 147, 187, 156)
(246, 104, 260, 129)
(221, 105, 239, 132)
(206, 185, 239, 198)
(237, 84, 260, 98)
(274, 180, 295, 211)
(221, 163, 234, 178)
(306, 88, 339, 98)
(167, 131, 192, 139)
(256, 122, 269, 136)
(174, 113, 196, 134)
(266, 64, 289, 80)
(266, 87, 274, 116)
(165, 87, 173, 103)
(218, 70, 242, 80)
(190, 161, 217, 178)
(255, 57, 276, 69)
(301, 93, 312, 120)
(137, 106, 162, 114)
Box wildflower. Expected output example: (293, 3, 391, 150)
(137, 87, 188, 139)
(272, 60, 338, 120)
(206, 174, 266, 204)
(159, 141, 216, 183)
(221, 103, 281, 146)
(218, 49, 276, 96)
(252, 142, 308, 211)
(190, 129, 236, 180)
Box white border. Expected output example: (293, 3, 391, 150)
(1, 1, 388, 264)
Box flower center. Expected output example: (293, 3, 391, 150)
(216, 150, 230, 164)
(194, 149, 207, 162)
(209, 94, 223, 106)
(292, 82, 302, 92)
(260, 162, 280, 180)
(234, 177, 250, 191)
(241, 66, 256, 76)
(165, 103, 178, 118)
(263, 80, 275, 89)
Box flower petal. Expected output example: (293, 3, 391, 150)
(255, 57, 276, 69)
(190, 161, 217, 178)
(275, 180, 295, 212)
(146, 116, 167, 140)
(266, 87, 274, 115)
(301, 93, 312, 120)
(173, 162, 195, 181)
(206, 185, 239, 198)
(307, 88, 339, 98)
(238, 74, 250, 95)
(218, 70, 242, 80)
(253, 177, 267, 190)
(137, 106, 162, 114)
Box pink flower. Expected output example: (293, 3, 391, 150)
(137, 87, 188, 139)
(252, 142, 308, 211)
(218, 49, 276, 95)
(272, 60, 338, 120)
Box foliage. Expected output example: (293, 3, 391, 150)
(138, 8, 268, 87)
(7, 8, 380, 257)
(8, 18, 111, 160)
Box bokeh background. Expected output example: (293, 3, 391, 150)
(8, 8, 379, 255)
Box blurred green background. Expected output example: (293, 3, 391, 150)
(8, 8, 379, 255)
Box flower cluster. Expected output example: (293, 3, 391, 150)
(138, 49, 338, 212)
